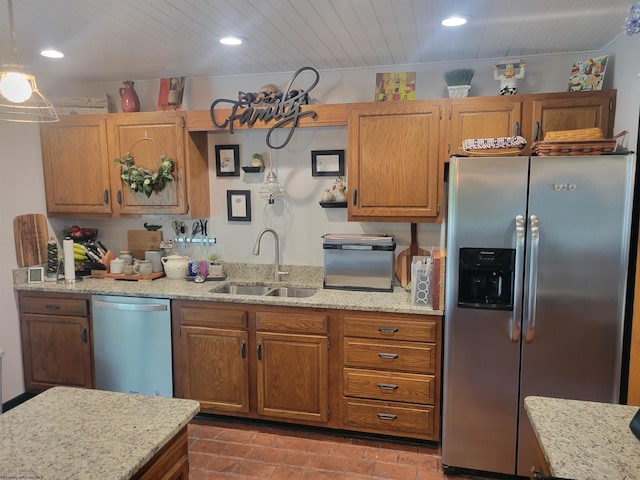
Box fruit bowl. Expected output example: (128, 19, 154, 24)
(64, 226, 98, 242)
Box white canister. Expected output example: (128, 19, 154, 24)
(161, 254, 189, 280)
(110, 258, 124, 274)
(144, 250, 164, 273)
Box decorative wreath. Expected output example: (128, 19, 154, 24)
(114, 153, 175, 198)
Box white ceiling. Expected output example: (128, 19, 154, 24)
(0, 0, 634, 84)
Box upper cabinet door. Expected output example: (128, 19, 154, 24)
(40, 116, 113, 216)
(529, 90, 616, 142)
(109, 112, 187, 216)
(348, 101, 443, 222)
(447, 97, 522, 158)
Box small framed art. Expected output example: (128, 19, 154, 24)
(227, 190, 251, 221)
(215, 145, 240, 177)
(311, 150, 345, 177)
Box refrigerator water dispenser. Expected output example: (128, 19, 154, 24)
(457, 248, 515, 310)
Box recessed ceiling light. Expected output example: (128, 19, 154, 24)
(40, 49, 64, 58)
(441, 15, 469, 27)
(217, 36, 244, 46)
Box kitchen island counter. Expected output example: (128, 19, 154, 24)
(0, 386, 200, 479)
(13, 264, 442, 316)
(524, 396, 640, 480)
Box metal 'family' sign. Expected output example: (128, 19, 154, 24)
(209, 67, 319, 149)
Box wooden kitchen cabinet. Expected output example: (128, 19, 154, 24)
(341, 311, 441, 441)
(18, 291, 93, 392)
(176, 303, 249, 413)
(255, 310, 329, 423)
(40, 115, 113, 216)
(347, 100, 444, 222)
(172, 301, 338, 428)
(446, 96, 522, 158)
(522, 89, 616, 155)
(40, 111, 209, 218)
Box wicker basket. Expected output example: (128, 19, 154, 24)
(532, 131, 627, 156)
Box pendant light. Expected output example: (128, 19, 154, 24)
(258, 150, 285, 204)
(0, 0, 58, 123)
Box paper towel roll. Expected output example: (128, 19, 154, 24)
(63, 239, 76, 282)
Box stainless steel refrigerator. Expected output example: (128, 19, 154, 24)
(442, 154, 635, 477)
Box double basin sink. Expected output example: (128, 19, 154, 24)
(210, 283, 317, 298)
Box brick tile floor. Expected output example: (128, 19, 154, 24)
(188, 417, 495, 480)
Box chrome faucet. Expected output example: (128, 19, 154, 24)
(252, 228, 289, 282)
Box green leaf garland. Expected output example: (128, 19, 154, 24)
(114, 153, 175, 198)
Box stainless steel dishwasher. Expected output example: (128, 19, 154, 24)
(92, 295, 172, 397)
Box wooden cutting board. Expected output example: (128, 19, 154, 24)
(127, 230, 163, 260)
(14, 214, 49, 267)
(394, 223, 428, 288)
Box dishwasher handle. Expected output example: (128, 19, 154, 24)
(94, 300, 168, 312)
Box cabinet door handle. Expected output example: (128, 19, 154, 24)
(377, 383, 398, 390)
(257, 342, 262, 361)
(534, 121, 540, 142)
(241, 340, 246, 359)
(81, 327, 88, 344)
(45, 304, 61, 310)
(352, 188, 357, 206)
(378, 327, 398, 333)
(103, 189, 109, 205)
(117, 189, 123, 205)
(377, 413, 397, 420)
(378, 353, 399, 359)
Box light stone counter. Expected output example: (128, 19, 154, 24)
(0, 386, 199, 480)
(524, 396, 640, 480)
(13, 263, 442, 316)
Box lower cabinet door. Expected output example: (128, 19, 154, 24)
(256, 331, 329, 423)
(21, 314, 93, 390)
(181, 326, 249, 413)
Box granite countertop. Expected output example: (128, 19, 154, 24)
(524, 396, 640, 480)
(0, 386, 200, 480)
(13, 263, 442, 316)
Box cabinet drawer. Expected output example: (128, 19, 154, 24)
(343, 313, 438, 342)
(180, 306, 248, 329)
(344, 338, 435, 373)
(256, 311, 328, 334)
(20, 296, 88, 317)
(343, 368, 435, 404)
(343, 399, 434, 438)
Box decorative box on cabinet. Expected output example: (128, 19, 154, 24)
(341, 311, 441, 441)
(40, 112, 209, 218)
(18, 291, 93, 392)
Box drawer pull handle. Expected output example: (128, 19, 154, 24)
(377, 413, 397, 420)
(378, 353, 399, 359)
(378, 327, 399, 333)
(45, 304, 61, 310)
(377, 383, 398, 390)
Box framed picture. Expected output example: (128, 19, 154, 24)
(215, 145, 240, 177)
(567, 55, 608, 92)
(157, 76, 185, 111)
(311, 150, 345, 177)
(227, 190, 251, 221)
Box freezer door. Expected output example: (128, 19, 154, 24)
(516, 154, 634, 476)
(443, 156, 529, 475)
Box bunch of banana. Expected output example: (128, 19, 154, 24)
(73, 243, 88, 262)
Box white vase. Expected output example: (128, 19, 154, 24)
(447, 85, 471, 98)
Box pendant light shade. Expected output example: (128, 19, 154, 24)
(0, 0, 58, 123)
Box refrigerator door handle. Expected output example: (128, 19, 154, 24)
(510, 214, 525, 342)
(524, 214, 540, 343)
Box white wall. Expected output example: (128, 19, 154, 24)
(3, 43, 639, 404)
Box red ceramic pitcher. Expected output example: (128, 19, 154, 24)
(119, 81, 140, 112)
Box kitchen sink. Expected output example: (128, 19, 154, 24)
(210, 283, 272, 295)
(264, 286, 317, 298)
(210, 283, 317, 298)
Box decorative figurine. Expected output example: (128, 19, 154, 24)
(494, 63, 526, 95)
